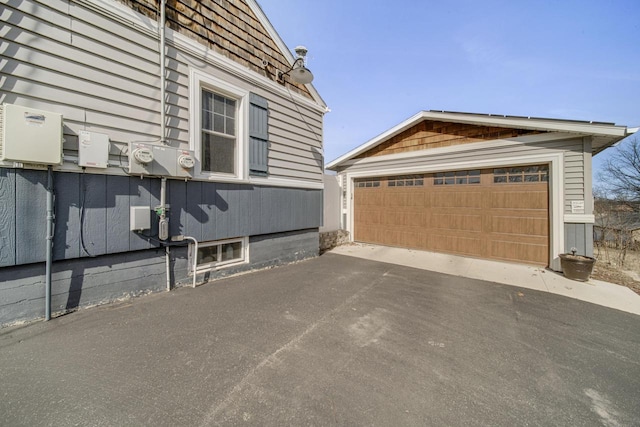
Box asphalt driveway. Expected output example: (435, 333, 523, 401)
(1, 253, 639, 426)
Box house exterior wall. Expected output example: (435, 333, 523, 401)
(0, 0, 325, 326)
(1, 0, 324, 183)
(0, 229, 319, 326)
(334, 132, 595, 269)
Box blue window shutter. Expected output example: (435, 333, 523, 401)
(249, 93, 268, 176)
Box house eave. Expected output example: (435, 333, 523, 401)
(326, 110, 633, 170)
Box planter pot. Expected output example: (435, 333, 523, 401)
(559, 253, 596, 282)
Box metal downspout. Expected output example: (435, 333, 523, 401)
(45, 166, 54, 321)
(159, 0, 171, 291)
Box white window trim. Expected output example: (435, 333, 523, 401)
(190, 68, 250, 182)
(190, 237, 249, 274)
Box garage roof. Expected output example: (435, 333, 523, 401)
(326, 110, 637, 170)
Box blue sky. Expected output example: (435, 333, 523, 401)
(256, 0, 640, 175)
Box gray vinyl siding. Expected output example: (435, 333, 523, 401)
(1, 0, 323, 183)
(563, 138, 588, 214)
(337, 137, 588, 214)
(0, 170, 322, 268)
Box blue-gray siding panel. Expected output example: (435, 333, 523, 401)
(1, 170, 322, 266)
(53, 172, 81, 261)
(0, 169, 16, 267)
(106, 175, 132, 254)
(15, 170, 48, 265)
(82, 173, 108, 257)
(0, 229, 319, 327)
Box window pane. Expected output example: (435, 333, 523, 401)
(226, 117, 235, 136)
(524, 174, 539, 182)
(225, 98, 236, 117)
(373, 181, 380, 187)
(198, 245, 219, 264)
(405, 180, 414, 186)
(445, 177, 455, 185)
(456, 177, 467, 184)
(469, 170, 481, 176)
(221, 242, 242, 262)
(509, 175, 523, 183)
(202, 133, 235, 174)
(214, 114, 225, 133)
(415, 179, 424, 186)
(494, 168, 506, 175)
(469, 176, 480, 184)
(510, 167, 524, 174)
(445, 171, 455, 178)
(388, 181, 395, 187)
(494, 176, 507, 183)
(397, 180, 404, 186)
(434, 178, 443, 185)
(214, 94, 225, 114)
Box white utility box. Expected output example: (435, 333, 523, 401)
(130, 206, 151, 231)
(0, 104, 63, 164)
(78, 130, 110, 168)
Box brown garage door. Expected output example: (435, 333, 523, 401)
(354, 166, 549, 265)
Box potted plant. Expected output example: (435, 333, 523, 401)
(559, 247, 596, 282)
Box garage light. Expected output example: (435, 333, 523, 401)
(278, 45, 314, 84)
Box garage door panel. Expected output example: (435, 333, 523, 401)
(431, 213, 482, 232)
(491, 240, 547, 264)
(491, 189, 547, 210)
(490, 216, 548, 236)
(431, 192, 483, 208)
(428, 234, 483, 256)
(354, 166, 549, 266)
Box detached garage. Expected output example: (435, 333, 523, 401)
(326, 111, 637, 270)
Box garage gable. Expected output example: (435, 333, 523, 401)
(356, 120, 543, 159)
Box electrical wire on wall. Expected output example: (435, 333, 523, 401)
(79, 168, 94, 257)
(285, 85, 323, 146)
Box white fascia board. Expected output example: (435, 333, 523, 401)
(338, 132, 579, 169)
(326, 111, 425, 170)
(83, 0, 326, 113)
(420, 111, 629, 137)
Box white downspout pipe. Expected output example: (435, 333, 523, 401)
(182, 236, 198, 288)
(45, 166, 54, 321)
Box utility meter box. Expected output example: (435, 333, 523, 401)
(78, 130, 110, 168)
(0, 104, 63, 165)
(128, 142, 154, 175)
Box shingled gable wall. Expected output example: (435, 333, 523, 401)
(117, 0, 313, 99)
(356, 120, 543, 159)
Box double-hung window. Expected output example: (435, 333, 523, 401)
(190, 69, 249, 179)
(201, 90, 236, 174)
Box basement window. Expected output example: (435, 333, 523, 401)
(190, 237, 248, 273)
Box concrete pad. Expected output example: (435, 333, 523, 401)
(330, 243, 640, 316)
